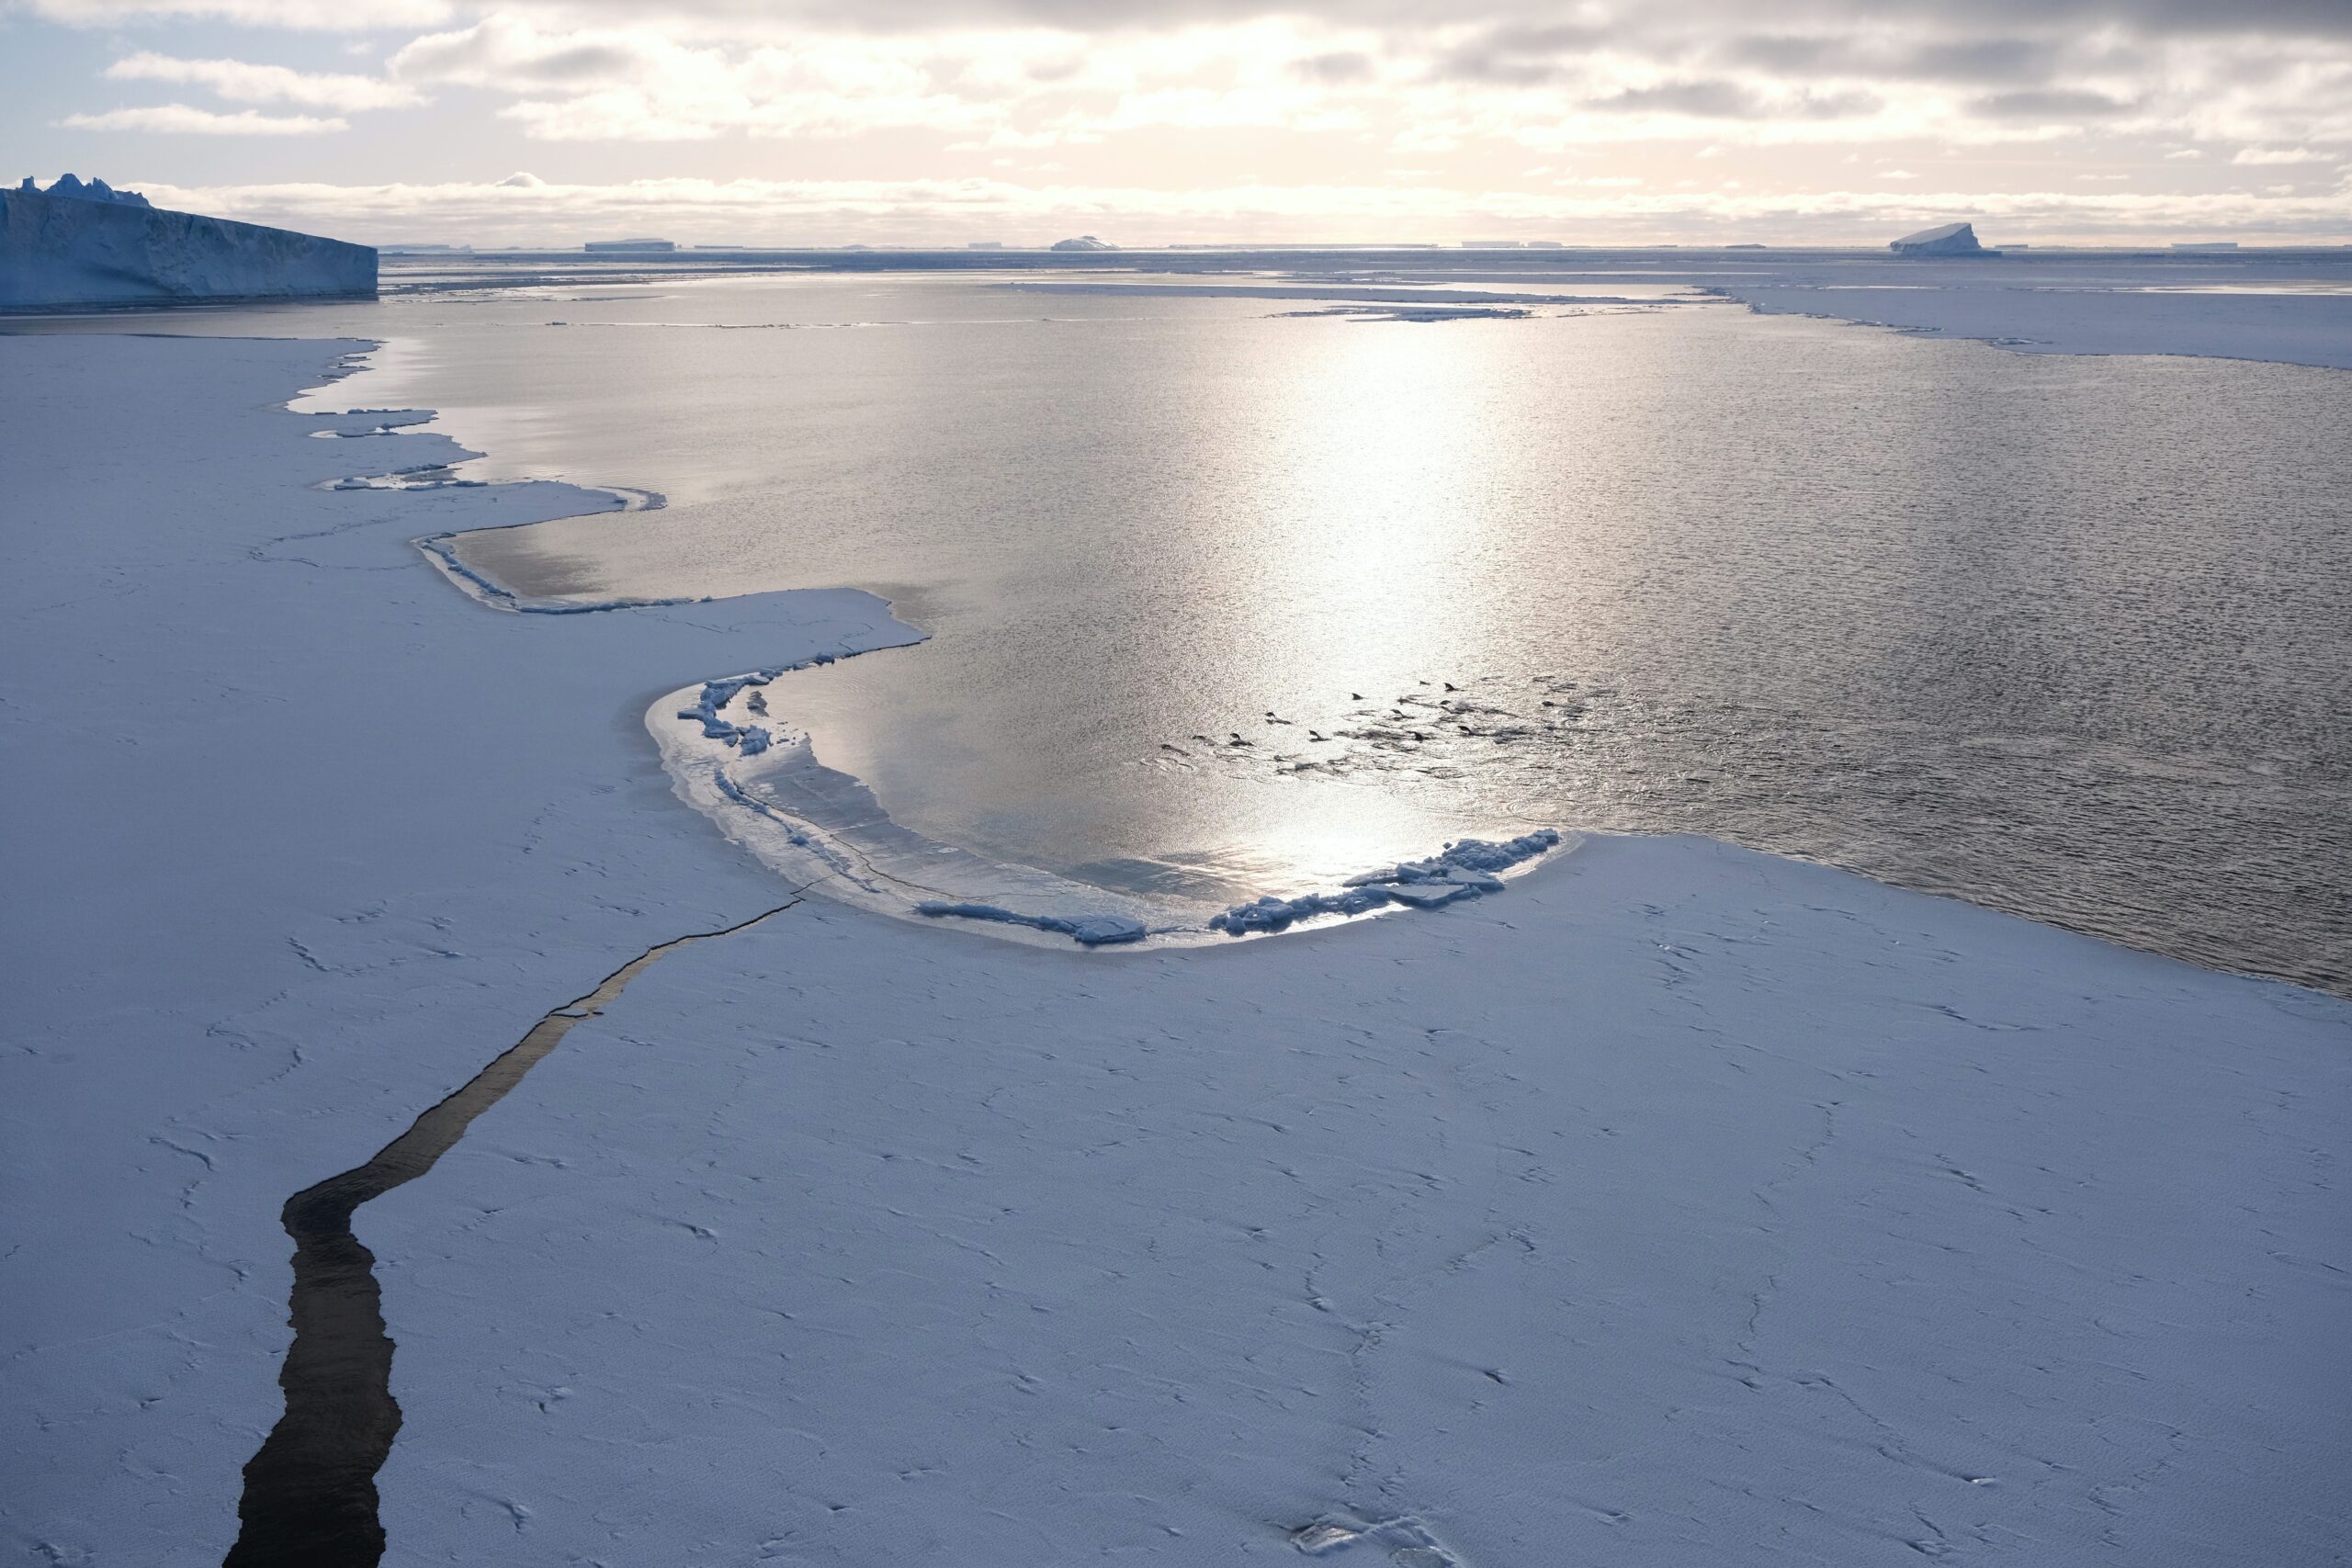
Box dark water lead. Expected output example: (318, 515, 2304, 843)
(223, 897, 803, 1568)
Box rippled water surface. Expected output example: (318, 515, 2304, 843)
(84, 265, 2352, 990)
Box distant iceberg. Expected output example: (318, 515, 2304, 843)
(1, 175, 376, 311)
(1049, 234, 1118, 252)
(1889, 220, 1999, 257)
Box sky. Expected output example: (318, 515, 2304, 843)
(4, 0, 2348, 246)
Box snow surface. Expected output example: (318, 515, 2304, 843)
(1005, 256, 2351, 368)
(2, 330, 2347, 1567)
(370, 836, 2350, 1566)
(0, 184, 375, 311)
(0, 332, 916, 1564)
(1700, 256, 2352, 369)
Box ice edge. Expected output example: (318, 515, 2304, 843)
(327, 336, 1568, 952)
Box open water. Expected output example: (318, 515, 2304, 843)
(64, 257, 2352, 990)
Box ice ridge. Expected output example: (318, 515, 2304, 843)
(916, 902, 1150, 946)
(1211, 829, 1562, 935)
(675, 670, 833, 745)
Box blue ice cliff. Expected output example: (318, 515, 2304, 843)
(1, 175, 376, 311)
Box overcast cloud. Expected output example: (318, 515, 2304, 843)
(7, 0, 2346, 243)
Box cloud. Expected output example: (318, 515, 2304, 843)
(25, 0, 2352, 232)
(59, 103, 348, 132)
(381, 16, 1386, 142)
(388, 17, 1007, 141)
(24, 0, 446, 28)
(381, 0, 2352, 40)
(103, 51, 424, 109)
(1969, 88, 2138, 118)
(1292, 50, 1373, 85)
(1717, 34, 2067, 83)
(20, 0, 2352, 43)
(1430, 23, 1611, 86)
(1583, 80, 1880, 122)
(39, 1, 2337, 161)
(390, 18, 645, 85)
(1894, 38, 2066, 81)
(1591, 81, 1764, 118)
(2232, 144, 2332, 163)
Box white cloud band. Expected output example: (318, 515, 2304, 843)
(59, 103, 351, 133)
(104, 51, 426, 108)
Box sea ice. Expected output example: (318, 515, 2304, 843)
(375, 833, 2352, 1568)
(0, 333, 919, 1565)
(1703, 253, 2352, 368)
(3, 331, 2345, 1568)
(915, 899, 1149, 945)
(1216, 830, 1563, 934)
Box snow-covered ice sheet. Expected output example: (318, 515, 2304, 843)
(2, 330, 2347, 1567)
(369, 836, 2351, 1565)
(1197, 251, 2352, 368)
(1700, 255, 2352, 368)
(0, 332, 916, 1564)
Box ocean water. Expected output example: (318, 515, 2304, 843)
(48, 259, 2352, 991)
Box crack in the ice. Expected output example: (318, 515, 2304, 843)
(221, 895, 806, 1568)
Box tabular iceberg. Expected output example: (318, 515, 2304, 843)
(0, 175, 376, 310)
(1888, 220, 1999, 257)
